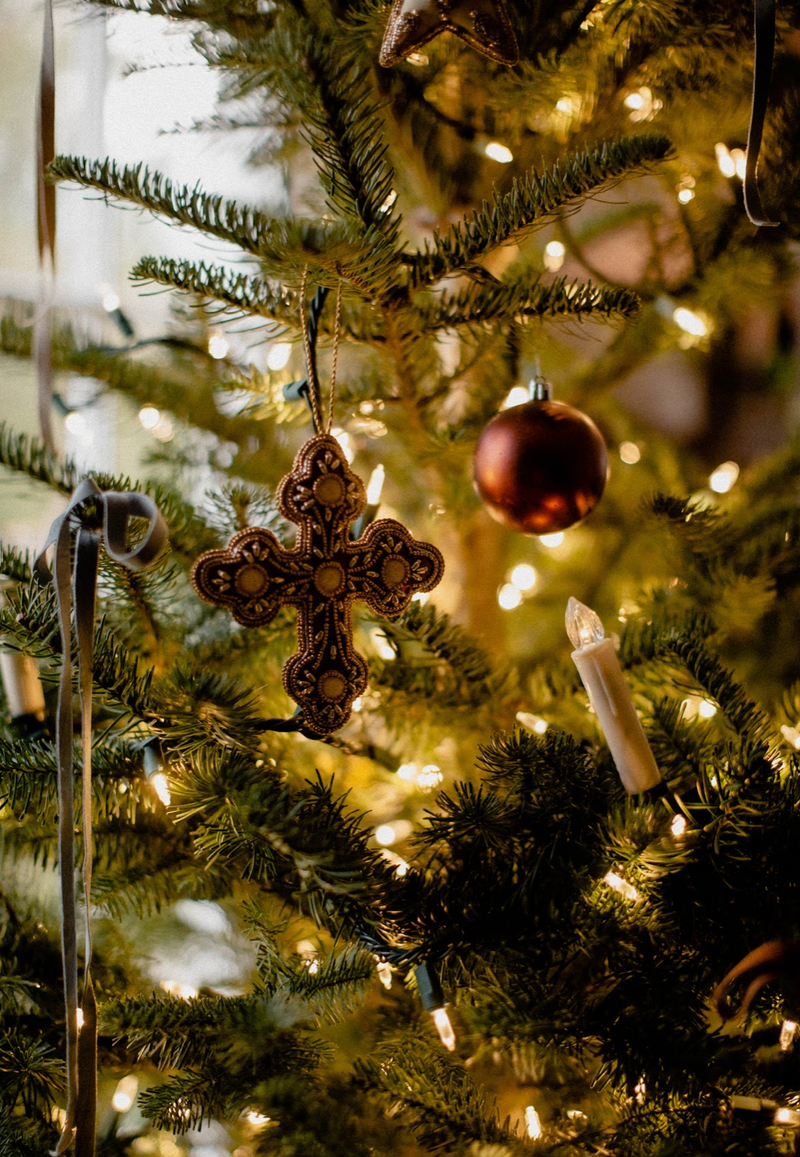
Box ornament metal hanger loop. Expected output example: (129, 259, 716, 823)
(299, 268, 343, 435)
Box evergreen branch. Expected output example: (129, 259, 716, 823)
(407, 133, 672, 287)
(103, 990, 322, 1072)
(659, 632, 776, 759)
(4, 586, 156, 722)
(410, 275, 641, 330)
(0, 423, 77, 496)
(172, 752, 409, 946)
(136, 1069, 240, 1133)
(48, 155, 394, 297)
(202, 18, 400, 242)
(254, 937, 376, 1023)
(0, 311, 270, 474)
(130, 256, 388, 342)
(368, 601, 514, 718)
(0, 547, 33, 585)
(0, 1033, 65, 1116)
(152, 665, 268, 754)
(358, 1038, 530, 1155)
(648, 493, 735, 572)
(131, 255, 298, 322)
(0, 738, 147, 816)
(48, 155, 278, 257)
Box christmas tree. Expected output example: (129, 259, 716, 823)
(4, 0, 800, 1153)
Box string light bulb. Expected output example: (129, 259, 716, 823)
(774, 1106, 800, 1126)
(484, 141, 513, 164)
(510, 564, 538, 592)
(673, 307, 709, 338)
(498, 583, 523, 610)
(502, 385, 530, 409)
(415, 962, 457, 1051)
(366, 463, 385, 505)
(780, 1019, 797, 1050)
(112, 1075, 138, 1114)
(619, 441, 641, 464)
(543, 240, 565, 271)
(267, 342, 292, 371)
(143, 740, 172, 806)
(539, 531, 564, 548)
(715, 142, 736, 177)
(246, 1110, 271, 1126)
(670, 814, 687, 838)
(138, 405, 160, 430)
(525, 1105, 543, 1139)
(208, 332, 230, 360)
(604, 871, 639, 902)
(709, 460, 739, 493)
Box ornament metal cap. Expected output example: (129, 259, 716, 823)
(529, 375, 551, 401)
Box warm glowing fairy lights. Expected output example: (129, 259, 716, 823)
(112, 1075, 138, 1114)
(502, 385, 530, 409)
(525, 1105, 543, 1139)
(604, 871, 640, 902)
(267, 341, 292, 371)
(709, 460, 739, 494)
(780, 1020, 798, 1051)
(415, 962, 457, 1052)
(484, 141, 513, 164)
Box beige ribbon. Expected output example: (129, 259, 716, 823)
(35, 479, 168, 1156)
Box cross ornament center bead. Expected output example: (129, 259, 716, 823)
(191, 434, 444, 736)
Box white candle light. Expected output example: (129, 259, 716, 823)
(0, 652, 46, 720)
(0, 587, 46, 728)
(566, 597, 661, 794)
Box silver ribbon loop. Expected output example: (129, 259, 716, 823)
(35, 478, 168, 1157)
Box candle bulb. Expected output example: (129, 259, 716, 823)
(566, 597, 661, 794)
(0, 586, 46, 738)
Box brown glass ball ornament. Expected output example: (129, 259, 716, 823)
(473, 389, 609, 535)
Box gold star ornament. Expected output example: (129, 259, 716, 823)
(379, 0, 519, 67)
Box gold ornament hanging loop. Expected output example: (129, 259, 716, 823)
(299, 269, 343, 435)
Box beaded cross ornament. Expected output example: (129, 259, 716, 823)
(192, 433, 444, 736)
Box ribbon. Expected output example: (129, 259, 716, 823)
(35, 479, 168, 1156)
(35, 0, 56, 449)
(744, 0, 780, 227)
(712, 939, 800, 1021)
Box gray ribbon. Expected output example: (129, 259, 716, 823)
(35, 478, 168, 1157)
(744, 0, 780, 227)
(35, 0, 56, 450)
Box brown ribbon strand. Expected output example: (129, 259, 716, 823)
(712, 939, 800, 1021)
(744, 0, 780, 227)
(35, 0, 56, 450)
(35, 479, 168, 1156)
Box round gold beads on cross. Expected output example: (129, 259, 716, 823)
(313, 474, 345, 506)
(381, 555, 410, 589)
(235, 563, 269, 596)
(318, 670, 347, 701)
(313, 561, 345, 597)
